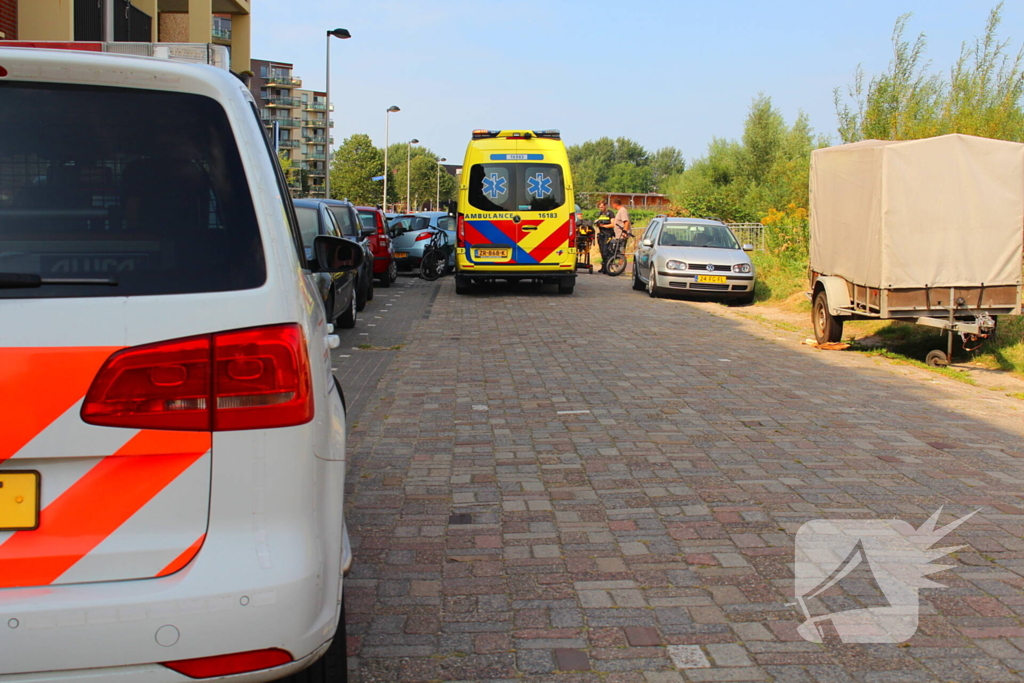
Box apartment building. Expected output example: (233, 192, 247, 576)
(3, 0, 251, 73)
(250, 59, 333, 198)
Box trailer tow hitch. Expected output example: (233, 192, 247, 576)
(961, 313, 996, 351)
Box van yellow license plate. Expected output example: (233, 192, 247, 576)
(695, 275, 727, 284)
(0, 471, 40, 531)
(474, 248, 510, 260)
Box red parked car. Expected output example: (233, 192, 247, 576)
(356, 206, 397, 287)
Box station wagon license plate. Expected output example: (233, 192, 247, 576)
(394, 252, 408, 259)
(0, 471, 40, 531)
(695, 275, 727, 284)
(474, 248, 510, 260)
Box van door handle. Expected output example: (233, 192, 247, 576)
(521, 226, 538, 231)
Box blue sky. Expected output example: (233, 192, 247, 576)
(252, 1, 1022, 163)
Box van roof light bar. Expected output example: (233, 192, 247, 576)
(472, 129, 500, 139)
(533, 129, 561, 139)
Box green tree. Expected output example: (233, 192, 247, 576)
(566, 137, 664, 197)
(387, 145, 453, 211)
(835, 4, 1023, 143)
(664, 97, 824, 223)
(649, 147, 685, 191)
(329, 134, 389, 206)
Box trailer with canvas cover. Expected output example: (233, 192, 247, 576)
(808, 133, 1024, 366)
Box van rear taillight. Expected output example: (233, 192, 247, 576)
(81, 324, 313, 432)
(457, 214, 465, 247)
(569, 212, 576, 243)
(213, 326, 313, 430)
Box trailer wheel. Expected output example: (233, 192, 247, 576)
(812, 290, 844, 344)
(925, 350, 949, 367)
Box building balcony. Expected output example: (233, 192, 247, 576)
(267, 76, 302, 88)
(302, 135, 333, 144)
(278, 139, 300, 148)
(267, 97, 301, 108)
(302, 119, 332, 128)
(212, 27, 232, 41)
(304, 102, 334, 112)
(264, 118, 302, 128)
(307, 152, 326, 160)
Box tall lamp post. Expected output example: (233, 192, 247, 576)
(406, 139, 419, 213)
(383, 105, 400, 209)
(324, 27, 351, 200)
(436, 158, 447, 210)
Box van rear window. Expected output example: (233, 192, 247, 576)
(467, 163, 565, 212)
(0, 82, 264, 299)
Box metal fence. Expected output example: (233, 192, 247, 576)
(726, 223, 766, 251)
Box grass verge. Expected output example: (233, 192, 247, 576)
(750, 252, 808, 305)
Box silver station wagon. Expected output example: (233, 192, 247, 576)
(632, 217, 756, 304)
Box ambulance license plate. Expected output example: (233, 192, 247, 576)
(0, 471, 40, 531)
(695, 275, 727, 284)
(394, 252, 408, 259)
(475, 248, 509, 259)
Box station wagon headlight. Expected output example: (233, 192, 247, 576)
(732, 263, 752, 273)
(666, 260, 687, 271)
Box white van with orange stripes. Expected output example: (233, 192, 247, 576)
(0, 46, 356, 681)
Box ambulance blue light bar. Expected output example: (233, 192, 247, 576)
(533, 130, 561, 139)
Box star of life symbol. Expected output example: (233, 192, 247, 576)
(481, 173, 507, 199)
(791, 507, 976, 643)
(526, 173, 552, 198)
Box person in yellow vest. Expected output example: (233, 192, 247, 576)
(594, 199, 614, 273)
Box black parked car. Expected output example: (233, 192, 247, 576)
(293, 198, 366, 328)
(320, 199, 375, 309)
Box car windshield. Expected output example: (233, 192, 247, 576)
(659, 224, 739, 249)
(466, 162, 566, 212)
(0, 81, 264, 298)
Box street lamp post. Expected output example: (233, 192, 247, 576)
(436, 158, 446, 209)
(406, 139, 419, 213)
(383, 106, 400, 210)
(324, 27, 351, 200)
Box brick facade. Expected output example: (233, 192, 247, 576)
(0, 0, 17, 40)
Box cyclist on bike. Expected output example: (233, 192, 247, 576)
(595, 200, 614, 273)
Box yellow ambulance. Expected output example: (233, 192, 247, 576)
(455, 129, 577, 294)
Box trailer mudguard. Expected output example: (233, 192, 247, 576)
(814, 276, 852, 316)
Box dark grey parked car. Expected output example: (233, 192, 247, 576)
(293, 198, 365, 328)
(319, 199, 375, 310)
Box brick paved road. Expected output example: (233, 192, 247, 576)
(342, 274, 1024, 683)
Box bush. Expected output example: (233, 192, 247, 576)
(761, 204, 809, 259)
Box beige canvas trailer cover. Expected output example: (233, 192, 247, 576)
(809, 134, 1024, 291)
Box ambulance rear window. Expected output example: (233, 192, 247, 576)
(0, 81, 264, 299)
(467, 163, 565, 212)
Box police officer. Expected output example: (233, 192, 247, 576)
(594, 199, 615, 273)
